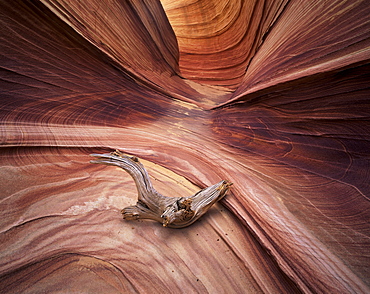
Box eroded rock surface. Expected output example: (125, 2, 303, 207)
(1, 0, 369, 293)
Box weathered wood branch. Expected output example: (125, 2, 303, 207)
(90, 150, 232, 228)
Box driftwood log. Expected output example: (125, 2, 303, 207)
(91, 150, 232, 228)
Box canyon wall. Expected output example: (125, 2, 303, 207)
(1, 0, 369, 292)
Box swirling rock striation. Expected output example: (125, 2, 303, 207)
(0, 0, 369, 293)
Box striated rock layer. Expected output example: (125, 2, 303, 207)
(0, 0, 369, 293)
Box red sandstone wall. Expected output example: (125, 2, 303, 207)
(1, 0, 369, 293)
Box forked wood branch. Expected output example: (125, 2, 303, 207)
(90, 150, 232, 228)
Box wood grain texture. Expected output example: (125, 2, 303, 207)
(90, 150, 232, 228)
(1, 0, 369, 293)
